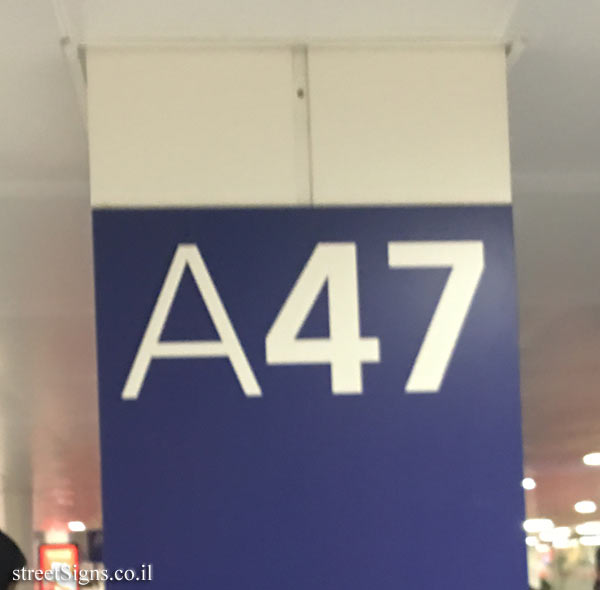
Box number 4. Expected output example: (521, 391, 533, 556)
(266, 243, 380, 395)
(388, 241, 484, 393)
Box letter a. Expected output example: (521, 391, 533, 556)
(121, 244, 261, 399)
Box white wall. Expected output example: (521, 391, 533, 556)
(309, 47, 511, 205)
(87, 45, 511, 207)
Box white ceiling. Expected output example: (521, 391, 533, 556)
(0, 0, 88, 201)
(509, 0, 600, 197)
(82, 0, 518, 42)
(1, 0, 600, 532)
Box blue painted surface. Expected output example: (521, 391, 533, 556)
(93, 206, 526, 589)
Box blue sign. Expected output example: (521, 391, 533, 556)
(93, 206, 526, 589)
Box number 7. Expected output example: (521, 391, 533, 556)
(388, 241, 484, 393)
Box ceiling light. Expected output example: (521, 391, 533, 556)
(580, 536, 600, 547)
(522, 477, 537, 490)
(539, 527, 571, 542)
(524, 519, 554, 534)
(67, 521, 86, 532)
(576, 522, 600, 536)
(536, 543, 551, 553)
(575, 501, 597, 514)
(583, 453, 600, 466)
(553, 538, 578, 550)
(553, 526, 571, 537)
(526, 536, 539, 547)
(46, 529, 69, 544)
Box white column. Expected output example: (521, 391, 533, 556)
(86, 44, 511, 208)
